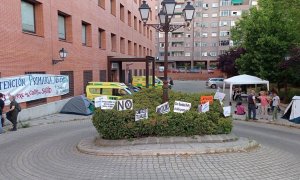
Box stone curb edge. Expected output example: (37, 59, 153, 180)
(96, 134, 239, 147)
(77, 137, 260, 156)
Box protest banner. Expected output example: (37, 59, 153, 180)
(201, 101, 210, 113)
(214, 92, 226, 101)
(94, 96, 108, 108)
(117, 99, 133, 111)
(0, 74, 69, 104)
(156, 102, 170, 114)
(200, 96, 213, 105)
(223, 106, 231, 117)
(174, 100, 191, 113)
(100, 100, 116, 110)
(135, 108, 148, 121)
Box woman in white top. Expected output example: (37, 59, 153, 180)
(272, 92, 280, 121)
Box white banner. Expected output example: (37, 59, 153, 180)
(0, 74, 69, 104)
(95, 96, 108, 108)
(201, 101, 210, 113)
(214, 92, 226, 101)
(101, 100, 116, 110)
(135, 109, 148, 121)
(156, 102, 170, 114)
(223, 106, 231, 117)
(174, 100, 191, 113)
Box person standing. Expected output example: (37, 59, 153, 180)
(248, 90, 257, 120)
(0, 93, 5, 127)
(258, 91, 269, 120)
(272, 92, 280, 121)
(6, 96, 19, 131)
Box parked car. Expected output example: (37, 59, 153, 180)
(206, 78, 225, 89)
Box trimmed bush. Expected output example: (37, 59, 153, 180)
(92, 88, 232, 139)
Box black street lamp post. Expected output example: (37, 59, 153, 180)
(139, 0, 195, 103)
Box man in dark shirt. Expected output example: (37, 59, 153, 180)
(0, 93, 5, 127)
(7, 96, 19, 131)
(248, 90, 258, 120)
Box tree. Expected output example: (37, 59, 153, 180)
(217, 47, 246, 77)
(231, 0, 300, 83)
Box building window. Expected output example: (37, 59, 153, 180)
(110, 0, 116, 16)
(134, 16, 137, 30)
(201, 42, 207, 47)
(83, 70, 93, 94)
(60, 71, 74, 99)
(203, 3, 208, 9)
(212, 3, 219, 8)
(202, 52, 208, 57)
(128, 40, 132, 55)
(212, 13, 218, 17)
(82, 23, 87, 45)
(212, 42, 218, 47)
(21, 1, 35, 33)
(58, 15, 66, 40)
(202, 33, 208, 37)
(211, 32, 217, 37)
(220, 10, 230, 17)
(202, 13, 209, 18)
(150, 30, 152, 40)
(120, 37, 125, 54)
(139, 45, 142, 56)
(219, 40, 230, 46)
(120, 4, 125, 22)
(211, 22, 218, 27)
(99, 70, 107, 82)
(98, 28, 106, 49)
(210, 52, 217, 57)
(219, 21, 229, 26)
(220, 31, 230, 36)
(134, 43, 137, 56)
(128, 11, 132, 27)
(82, 21, 91, 46)
(139, 20, 142, 34)
(111, 33, 117, 52)
(185, 52, 191, 56)
(98, 0, 105, 9)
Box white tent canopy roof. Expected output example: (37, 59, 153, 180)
(223, 74, 270, 103)
(224, 74, 269, 85)
(293, 96, 300, 100)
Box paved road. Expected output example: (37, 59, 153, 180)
(0, 121, 300, 180)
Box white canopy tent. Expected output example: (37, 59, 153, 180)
(223, 74, 269, 102)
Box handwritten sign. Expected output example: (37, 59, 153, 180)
(100, 100, 116, 109)
(223, 106, 231, 117)
(200, 96, 213, 105)
(95, 96, 108, 108)
(174, 101, 191, 113)
(135, 109, 148, 121)
(117, 99, 133, 111)
(201, 101, 210, 113)
(156, 102, 170, 114)
(0, 74, 69, 105)
(214, 92, 226, 101)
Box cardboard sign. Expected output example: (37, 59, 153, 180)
(135, 109, 148, 121)
(117, 99, 133, 111)
(156, 102, 170, 114)
(214, 92, 226, 101)
(101, 100, 116, 110)
(200, 96, 213, 105)
(174, 101, 191, 113)
(95, 96, 108, 108)
(223, 106, 231, 117)
(201, 101, 210, 113)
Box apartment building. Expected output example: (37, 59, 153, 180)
(156, 0, 257, 70)
(0, 0, 156, 110)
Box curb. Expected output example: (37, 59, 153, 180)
(95, 134, 239, 147)
(77, 137, 259, 156)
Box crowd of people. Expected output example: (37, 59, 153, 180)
(234, 88, 281, 121)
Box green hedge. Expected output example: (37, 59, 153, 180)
(92, 88, 232, 139)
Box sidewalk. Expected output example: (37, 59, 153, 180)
(3, 113, 92, 131)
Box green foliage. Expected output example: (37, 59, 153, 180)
(92, 89, 232, 139)
(231, 0, 300, 84)
(278, 88, 300, 103)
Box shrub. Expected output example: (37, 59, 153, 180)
(92, 88, 232, 139)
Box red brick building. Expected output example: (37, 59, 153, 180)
(0, 0, 156, 109)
